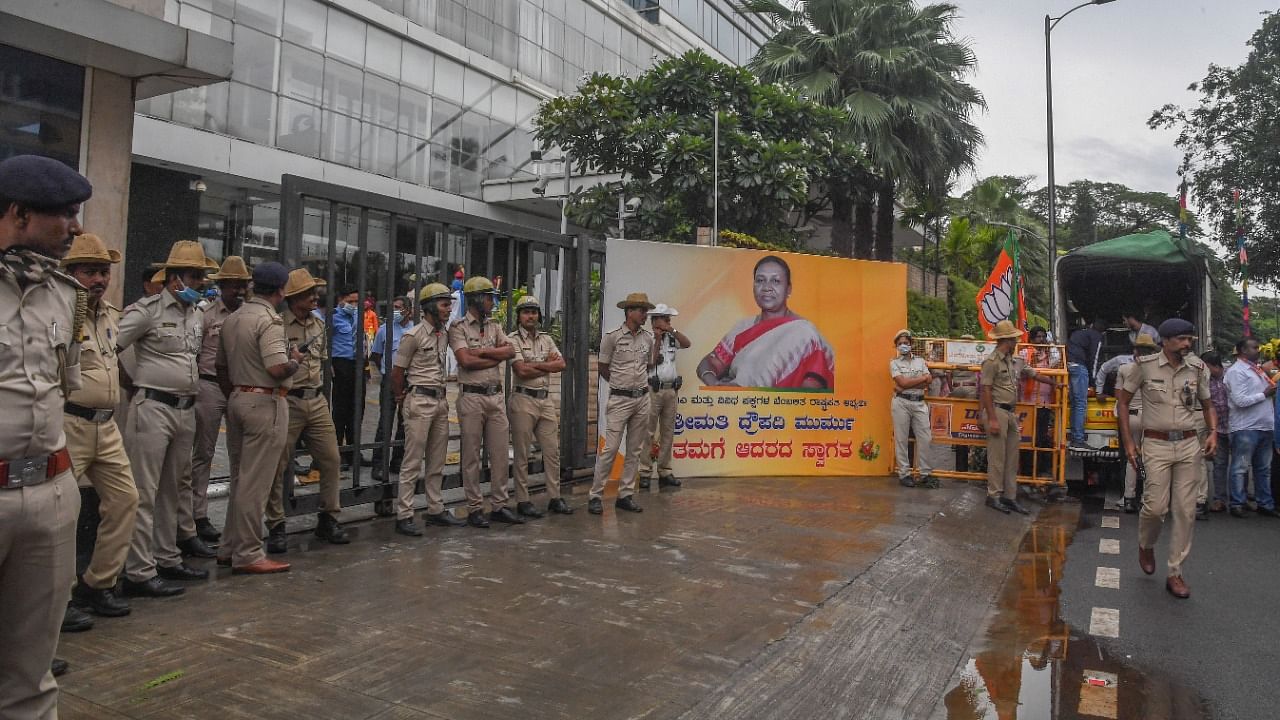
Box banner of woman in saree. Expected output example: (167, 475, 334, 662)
(600, 239, 905, 476)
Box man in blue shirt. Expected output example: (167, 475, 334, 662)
(371, 296, 415, 479)
(1067, 317, 1107, 453)
(330, 287, 360, 469)
(1224, 336, 1277, 517)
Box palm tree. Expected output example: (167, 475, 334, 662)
(745, 0, 985, 260)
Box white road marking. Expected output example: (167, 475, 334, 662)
(1095, 567, 1120, 589)
(1099, 538, 1120, 555)
(1102, 516, 1120, 528)
(1090, 607, 1120, 638)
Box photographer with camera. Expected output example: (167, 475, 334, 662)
(637, 304, 690, 490)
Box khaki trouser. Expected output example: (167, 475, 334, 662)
(891, 396, 933, 479)
(224, 391, 288, 567)
(266, 393, 343, 526)
(637, 387, 678, 479)
(509, 391, 561, 501)
(1139, 434, 1200, 577)
(1123, 410, 1144, 499)
(986, 406, 1021, 500)
(457, 391, 510, 512)
(191, 378, 226, 521)
(398, 392, 449, 518)
(0, 471, 77, 720)
(123, 393, 196, 581)
(65, 415, 138, 589)
(590, 393, 650, 501)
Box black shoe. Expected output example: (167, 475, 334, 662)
(195, 518, 221, 542)
(121, 576, 185, 598)
(1001, 499, 1031, 515)
(985, 496, 1011, 514)
(615, 495, 643, 513)
(490, 506, 525, 524)
(899, 476, 916, 488)
(1195, 503, 1209, 521)
(422, 510, 465, 527)
(266, 522, 288, 555)
(919, 475, 941, 489)
(1068, 441, 1097, 453)
(178, 535, 216, 559)
(394, 518, 423, 537)
(467, 510, 490, 528)
(315, 512, 350, 544)
(639, 476, 651, 489)
(73, 583, 131, 617)
(658, 474, 682, 488)
(61, 604, 94, 633)
(1257, 506, 1279, 517)
(51, 658, 69, 677)
(516, 501, 545, 519)
(1230, 506, 1248, 518)
(548, 498, 574, 515)
(588, 497, 603, 515)
(157, 562, 209, 581)
(1121, 497, 1139, 514)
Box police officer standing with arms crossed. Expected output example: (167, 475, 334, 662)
(590, 293, 656, 515)
(0, 154, 92, 715)
(981, 320, 1058, 515)
(449, 276, 519, 527)
(391, 283, 465, 535)
(890, 329, 938, 488)
(508, 295, 572, 516)
(637, 303, 688, 490)
(61, 233, 137, 619)
(1119, 318, 1215, 599)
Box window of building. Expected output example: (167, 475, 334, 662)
(0, 44, 85, 166)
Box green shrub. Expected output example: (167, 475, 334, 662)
(907, 291, 948, 336)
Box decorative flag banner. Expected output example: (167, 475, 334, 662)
(975, 230, 1027, 339)
(1234, 188, 1251, 336)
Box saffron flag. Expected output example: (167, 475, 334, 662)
(975, 231, 1027, 340)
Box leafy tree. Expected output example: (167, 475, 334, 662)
(533, 51, 864, 245)
(1149, 11, 1280, 280)
(1028, 180, 1196, 249)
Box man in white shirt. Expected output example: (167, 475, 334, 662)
(637, 304, 690, 489)
(1223, 336, 1277, 516)
(1123, 312, 1160, 347)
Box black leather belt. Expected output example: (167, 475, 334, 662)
(64, 402, 114, 423)
(287, 387, 322, 399)
(996, 402, 1015, 412)
(199, 373, 218, 383)
(143, 388, 196, 410)
(461, 383, 502, 395)
(514, 386, 549, 399)
(611, 387, 647, 399)
(895, 393, 925, 401)
(652, 380, 680, 390)
(1130, 408, 1140, 416)
(411, 386, 445, 398)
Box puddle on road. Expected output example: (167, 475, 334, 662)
(943, 503, 1212, 720)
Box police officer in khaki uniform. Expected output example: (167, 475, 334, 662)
(190, 256, 251, 542)
(589, 292, 656, 515)
(508, 295, 572, 516)
(215, 262, 302, 574)
(1117, 318, 1215, 599)
(60, 234, 137, 619)
(0, 154, 91, 715)
(117, 241, 216, 598)
(264, 269, 349, 552)
(980, 320, 1057, 515)
(637, 303, 688, 490)
(449, 276, 518, 527)
(390, 283, 465, 536)
(890, 328, 937, 489)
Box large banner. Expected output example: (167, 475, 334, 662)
(599, 239, 906, 476)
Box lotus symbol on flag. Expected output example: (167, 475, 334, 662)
(979, 266, 1015, 326)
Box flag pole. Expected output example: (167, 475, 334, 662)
(1235, 189, 1251, 337)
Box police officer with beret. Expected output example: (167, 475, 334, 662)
(1117, 318, 1215, 599)
(0, 154, 93, 715)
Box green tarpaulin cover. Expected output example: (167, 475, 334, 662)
(1061, 230, 1206, 266)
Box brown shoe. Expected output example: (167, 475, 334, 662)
(1166, 575, 1190, 598)
(232, 558, 291, 575)
(1210, 500, 1227, 512)
(1138, 546, 1156, 575)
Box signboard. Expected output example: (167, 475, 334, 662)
(929, 398, 1033, 444)
(599, 239, 905, 476)
(943, 340, 992, 366)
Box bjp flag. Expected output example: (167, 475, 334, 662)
(975, 231, 1027, 340)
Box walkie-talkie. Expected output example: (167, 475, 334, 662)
(295, 334, 320, 355)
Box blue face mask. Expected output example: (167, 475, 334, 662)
(340, 303, 357, 316)
(174, 278, 202, 305)
(393, 310, 403, 324)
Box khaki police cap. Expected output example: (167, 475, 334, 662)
(515, 295, 542, 312)
(210, 256, 252, 281)
(463, 276, 498, 295)
(61, 233, 120, 267)
(419, 282, 452, 303)
(893, 328, 912, 344)
(283, 268, 327, 298)
(1134, 333, 1158, 349)
(989, 320, 1023, 340)
(152, 240, 218, 271)
(616, 292, 655, 310)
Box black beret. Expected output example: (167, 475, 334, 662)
(0, 155, 92, 208)
(1158, 318, 1195, 338)
(252, 261, 289, 289)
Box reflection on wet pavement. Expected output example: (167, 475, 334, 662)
(942, 503, 1212, 720)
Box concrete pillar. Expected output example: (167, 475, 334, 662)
(80, 68, 136, 309)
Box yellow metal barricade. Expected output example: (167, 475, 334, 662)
(916, 337, 1068, 488)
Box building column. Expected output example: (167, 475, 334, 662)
(80, 68, 136, 309)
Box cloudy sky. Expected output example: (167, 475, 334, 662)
(952, 1, 1273, 196)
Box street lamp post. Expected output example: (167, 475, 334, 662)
(1046, 0, 1117, 336)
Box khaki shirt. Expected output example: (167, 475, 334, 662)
(117, 289, 200, 395)
(890, 356, 929, 383)
(1117, 362, 1143, 414)
(1120, 352, 1210, 433)
(68, 302, 121, 410)
(448, 311, 507, 386)
(600, 324, 653, 390)
(509, 327, 561, 391)
(283, 310, 327, 388)
(393, 320, 448, 388)
(980, 347, 1033, 406)
(197, 298, 237, 376)
(217, 297, 290, 389)
(0, 262, 80, 458)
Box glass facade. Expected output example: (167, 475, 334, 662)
(0, 44, 85, 167)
